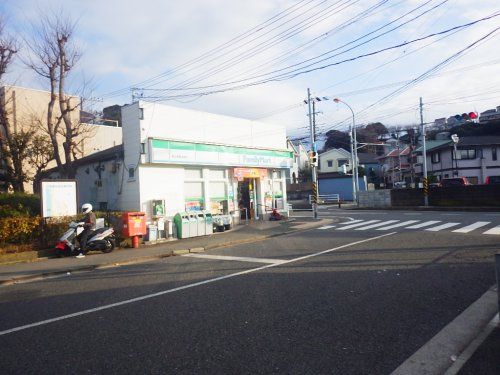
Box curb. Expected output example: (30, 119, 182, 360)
(0, 219, 332, 287)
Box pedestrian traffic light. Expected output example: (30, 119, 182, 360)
(308, 151, 318, 167)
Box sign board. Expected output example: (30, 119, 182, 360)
(41, 180, 78, 218)
(152, 200, 165, 216)
(151, 139, 293, 169)
(233, 168, 268, 179)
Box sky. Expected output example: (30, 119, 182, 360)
(1, 0, 500, 144)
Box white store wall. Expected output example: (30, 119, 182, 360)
(120, 101, 290, 216)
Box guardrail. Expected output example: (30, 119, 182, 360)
(308, 194, 342, 207)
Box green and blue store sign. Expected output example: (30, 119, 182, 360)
(150, 139, 293, 168)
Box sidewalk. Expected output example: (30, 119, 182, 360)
(0, 217, 333, 286)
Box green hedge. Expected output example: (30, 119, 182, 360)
(0, 193, 41, 218)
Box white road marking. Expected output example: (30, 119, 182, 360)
(376, 220, 420, 231)
(425, 222, 461, 232)
(336, 220, 380, 230)
(483, 225, 500, 235)
(317, 225, 336, 230)
(338, 219, 363, 225)
(403, 213, 422, 215)
(355, 220, 399, 231)
(406, 220, 441, 229)
(452, 221, 491, 233)
(0, 232, 397, 337)
(183, 254, 286, 264)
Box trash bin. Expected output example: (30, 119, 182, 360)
(203, 211, 213, 235)
(196, 212, 206, 236)
(173, 212, 190, 239)
(188, 212, 198, 237)
(147, 225, 158, 242)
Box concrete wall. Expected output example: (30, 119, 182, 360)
(360, 185, 500, 208)
(358, 190, 391, 208)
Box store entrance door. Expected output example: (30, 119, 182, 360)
(237, 178, 257, 220)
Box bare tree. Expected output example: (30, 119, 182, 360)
(25, 13, 93, 179)
(0, 18, 26, 191)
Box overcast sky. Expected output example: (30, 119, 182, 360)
(2, 0, 500, 142)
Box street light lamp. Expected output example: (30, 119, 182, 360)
(333, 98, 359, 203)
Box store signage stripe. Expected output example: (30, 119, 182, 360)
(452, 221, 491, 233)
(151, 139, 293, 158)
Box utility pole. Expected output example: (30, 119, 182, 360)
(307, 88, 318, 219)
(420, 97, 429, 206)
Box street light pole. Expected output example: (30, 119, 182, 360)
(334, 98, 358, 203)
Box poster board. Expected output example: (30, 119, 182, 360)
(41, 180, 78, 218)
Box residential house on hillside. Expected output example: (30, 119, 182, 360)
(414, 136, 500, 184)
(318, 148, 351, 174)
(377, 146, 412, 187)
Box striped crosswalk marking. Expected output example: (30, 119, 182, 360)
(355, 220, 399, 230)
(425, 222, 461, 232)
(452, 221, 491, 233)
(339, 219, 364, 225)
(317, 225, 336, 230)
(406, 221, 441, 229)
(483, 225, 500, 235)
(376, 220, 420, 231)
(336, 220, 380, 230)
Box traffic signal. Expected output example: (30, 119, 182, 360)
(454, 112, 478, 122)
(308, 151, 318, 167)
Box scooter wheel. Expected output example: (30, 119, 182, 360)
(55, 249, 65, 258)
(102, 239, 115, 253)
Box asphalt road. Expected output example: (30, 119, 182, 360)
(1, 209, 499, 374)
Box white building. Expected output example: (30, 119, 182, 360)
(49, 101, 292, 223)
(318, 148, 352, 174)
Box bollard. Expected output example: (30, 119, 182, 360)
(496, 252, 500, 315)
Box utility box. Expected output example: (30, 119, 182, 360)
(203, 211, 213, 235)
(173, 212, 190, 239)
(196, 212, 206, 236)
(188, 212, 198, 237)
(122, 212, 147, 237)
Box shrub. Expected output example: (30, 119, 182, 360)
(0, 193, 41, 218)
(0, 211, 124, 251)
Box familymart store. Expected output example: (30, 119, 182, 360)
(118, 101, 293, 226)
(134, 139, 292, 223)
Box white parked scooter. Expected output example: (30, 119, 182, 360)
(55, 221, 115, 257)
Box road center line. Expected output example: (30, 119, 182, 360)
(182, 254, 286, 264)
(0, 232, 397, 337)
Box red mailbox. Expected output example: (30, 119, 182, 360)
(122, 212, 147, 237)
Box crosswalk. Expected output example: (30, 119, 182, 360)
(317, 219, 500, 235)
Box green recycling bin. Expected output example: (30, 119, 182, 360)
(173, 212, 190, 239)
